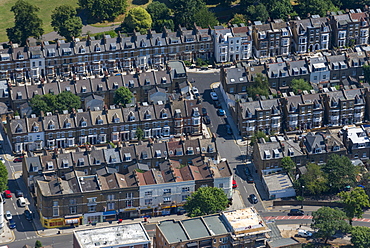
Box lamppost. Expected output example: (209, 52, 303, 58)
(301, 186, 305, 209)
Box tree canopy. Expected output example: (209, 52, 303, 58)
(363, 64, 370, 83)
(114, 86, 134, 106)
(297, 0, 338, 17)
(291, 79, 313, 95)
(147, 1, 174, 32)
(322, 154, 357, 193)
(51, 5, 83, 42)
(6, 0, 44, 45)
(0, 161, 8, 192)
(311, 207, 351, 244)
(281, 156, 296, 174)
(78, 0, 127, 22)
(351, 226, 370, 248)
(170, 0, 207, 28)
(122, 7, 152, 34)
(338, 187, 370, 225)
(246, 73, 270, 100)
(250, 130, 268, 146)
(30, 91, 81, 115)
(245, 4, 269, 22)
(184, 187, 228, 217)
(193, 6, 218, 28)
(300, 163, 328, 195)
(267, 0, 293, 20)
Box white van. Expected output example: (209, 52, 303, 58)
(17, 197, 26, 207)
(297, 229, 313, 238)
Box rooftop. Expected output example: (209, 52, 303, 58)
(73, 223, 150, 248)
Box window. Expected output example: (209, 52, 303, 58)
(163, 197, 171, 203)
(88, 205, 96, 212)
(220, 237, 229, 244)
(182, 187, 190, 193)
(145, 199, 152, 205)
(87, 197, 97, 205)
(163, 189, 171, 194)
(69, 206, 77, 214)
(69, 199, 76, 205)
(107, 194, 115, 201)
(53, 201, 59, 217)
(145, 191, 152, 196)
(126, 200, 133, 208)
(126, 192, 133, 199)
(219, 183, 224, 188)
(182, 195, 189, 201)
(107, 202, 115, 210)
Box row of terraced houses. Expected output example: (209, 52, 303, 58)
(2, 9, 370, 82)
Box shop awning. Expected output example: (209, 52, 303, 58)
(65, 218, 79, 224)
(103, 210, 117, 216)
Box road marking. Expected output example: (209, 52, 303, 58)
(20, 222, 24, 229)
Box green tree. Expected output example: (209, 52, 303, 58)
(0, 161, 8, 192)
(184, 187, 228, 217)
(281, 156, 296, 174)
(322, 154, 357, 193)
(351, 226, 370, 248)
(311, 207, 351, 244)
(171, 0, 207, 28)
(136, 127, 144, 141)
(122, 7, 152, 34)
(363, 64, 370, 83)
(338, 187, 370, 226)
(246, 4, 269, 22)
(193, 6, 218, 28)
(230, 14, 247, 25)
(267, 0, 293, 20)
(56, 91, 81, 113)
(6, 0, 44, 45)
(246, 73, 270, 100)
(147, 1, 174, 32)
(114, 87, 134, 106)
(291, 78, 313, 95)
(250, 130, 268, 146)
(78, 0, 127, 22)
(35, 240, 43, 248)
(51, 5, 83, 42)
(300, 163, 328, 195)
(297, 0, 338, 17)
(30, 95, 50, 116)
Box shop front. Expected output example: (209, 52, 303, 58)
(64, 214, 82, 227)
(103, 211, 117, 222)
(83, 212, 103, 225)
(118, 208, 139, 219)
(41, 216, 65, 228)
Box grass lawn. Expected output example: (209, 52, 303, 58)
(0, 0, 79, 43)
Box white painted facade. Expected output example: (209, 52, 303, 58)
(213, 175, 233, 199)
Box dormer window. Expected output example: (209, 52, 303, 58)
(62, 159, 69, 168)
(161, 110, 168, 119)
(315, 148, 322, 154)
(288, 148, 294, 156)
(94, 45, 101, 52)
(264, 150, 271, 159)
(65, 121, 71, 128)
(17, 52, 24, 60)
(333, 146, 340, 151)
(15, 124, 23, 133)
(94, 158, 101, 165)
(113, 82, 119, 89)
(208, 144, 214, 153)
(47, 161, 54, 170)
(144, 111, 151, 120)
(48, 121, 55, 130)
(97, 84, 103, 91)
(124, 153, 132, 162)
(113, 114, 120, 123)
(79, 46, 86, 54)
(78, 158, 85, 166)
(62, 48, 72, 56)
(331, 101, 338, 107)
(140, 40, 146, 47)
(128, 80, 134, 88)
(192, 107, 200, 117)
(81, 86, 87, 93)
(161, 77, 167, 84)
(110, 156, 117, 163)
(142, 151, 148, 159)
(129, 112, 135, 122)
(16, 92, 22, 99)
(96, 116, 104, 125)
(145, 79, 150, 85)
(32, 123, 39, 132)
(155, 38, 161, 46)
(155, 150, 162, 158)
(187, 147, 194, 155)
(273, 149, 280, 158)
(47, 49, 55, 57)
(81, 120, 87, 127)
(110, 43, 117, 50)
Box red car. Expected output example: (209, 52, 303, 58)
(4, 190, 12, 198)
(232, 179, 238, 189)
(13, 157, 23, 163)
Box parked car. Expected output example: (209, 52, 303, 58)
(201, 107, 208, 116)
(13, 157, 23, 163)
(8, 219, 16, 229)
(210, 92, 218, 101)
(4, 190, 12, 198)
(203, 116, 211, 125)
(24, 209, 33, 221)
(192, 87, 200, 97)
(246, 175, 254, 183)
(249, 194, 258, 204)
(297, 229, 313, 238)
(217, 109, 225, 116)
(177, 207, 187, 215)
(226, 125, 232, 135)
(15, 190, 23, 198)
(232, 179, 238, 189)
(288, 209, 305, 216)
(5, 211, 12, 220)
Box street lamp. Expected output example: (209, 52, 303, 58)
(301, 186, 305, 209)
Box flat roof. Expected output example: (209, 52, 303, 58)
(222, 208, 270, 235)
(159, 220, 189, 244)
(263, 172, 294, 191)
(181, 218, 211, 240)
(74, 223, 150, 248)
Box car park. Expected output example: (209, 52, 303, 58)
(217, 109, 225, 116)
(201, 108, 208, 116)
(5, 211, 12, 220)
(24, 209, 33, 221)
(4, 190, 11, 198)
(203, 116, 211, 125)
(288, 209, 304, 216)
(210, 92, 218, 101)
(15, 190, 23, 198)
(249, 194, 258, 204)
(8, 219, 16, 229)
